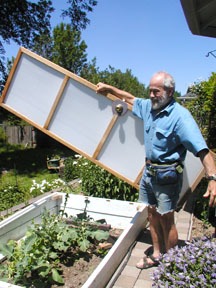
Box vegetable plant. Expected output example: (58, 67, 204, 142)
(0, 203, 110, 287)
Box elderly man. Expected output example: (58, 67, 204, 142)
(96, 71, 216, 269)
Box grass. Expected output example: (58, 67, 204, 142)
(0, 142, 75, 211)
(0, 143, 73, 174)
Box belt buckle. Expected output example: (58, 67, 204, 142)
(147, 165, 156, 176)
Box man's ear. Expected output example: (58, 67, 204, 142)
(168, 88, 174, 97)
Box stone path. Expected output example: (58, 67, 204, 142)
(108, 209, 193, 288)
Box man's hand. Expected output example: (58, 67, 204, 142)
(203, 180, 216, 207)
(96, 82, 110, 95)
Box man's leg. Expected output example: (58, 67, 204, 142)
(136, 206, 164, 268)
(136, 207, 178, 268)
(136, 169, 182, 268)
(148, 206, 164, 258)
(160, 210, 178, 251)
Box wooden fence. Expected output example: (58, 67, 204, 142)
(1, 125, 36, 147)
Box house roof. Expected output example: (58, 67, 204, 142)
(180, 0, 216, 38)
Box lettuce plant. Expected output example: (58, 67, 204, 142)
(152, 236, 216, 288)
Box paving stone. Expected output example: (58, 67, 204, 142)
(177, 222, 190, 228)
(178, 232, 189, 240)
(121, 265, 140, 278)
(113, 275, 137, 288)
(134, 279, 153, 288)
(139, 267, 155, 281)
(177, 226, 190, 233)
(127, 255, 140, 267)
(112, 208, 193, 288)
(134, 241, 150, 250)
(131, 247, 145, 258)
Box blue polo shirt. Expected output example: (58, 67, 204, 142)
(132, 98, 208, 163)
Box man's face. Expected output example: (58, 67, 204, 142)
(149, 86, 170, 110)
(148, 73, 173, 110)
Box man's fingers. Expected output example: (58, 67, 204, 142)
(204, 189, 216, 207)
(203, 190, 210, 198)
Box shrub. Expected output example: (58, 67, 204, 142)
(63, 156, 80, 181)
(152, 237, 216, 287)
(0, 126, 7, 145)
(63, 155, 138, 201)
(0, 184, 27, 212)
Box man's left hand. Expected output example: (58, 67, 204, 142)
(203, 180, 216, 207)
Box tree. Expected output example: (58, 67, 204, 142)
(51, 23, 87, 74)
(0, 0, 53, 49)
(0, 0, 54, 91)
(62, 0, 98, 31)
(185, 73, 216, 149)
(0, 0, 98, 92)
(81, 61, 147, 98)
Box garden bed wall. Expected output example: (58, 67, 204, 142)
(0, 193, 62, 253)
(59, 193, 145, 229)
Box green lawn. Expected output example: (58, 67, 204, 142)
(0, 143, 75, 214)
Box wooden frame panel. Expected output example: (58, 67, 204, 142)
(0, 47, 204, 196)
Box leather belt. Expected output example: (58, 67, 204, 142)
(145, 159, 178, 166)
(145, 159, 184, 175)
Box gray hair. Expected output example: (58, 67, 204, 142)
(164, 75, 175, 91)
(155, 71, 176, 93)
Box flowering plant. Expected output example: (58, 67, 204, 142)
(29, 178, 66, 197)
(152, 236, 216, 287)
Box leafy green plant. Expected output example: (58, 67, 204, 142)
(63, 155, 80, 181)
(63, 154, 139, 201)
(0, 206, 109, 287)
(186, 73, 216, 148)
(0, 126, 7, 144)
(193, 178, 213, 229)
(0, 183, 27, 212)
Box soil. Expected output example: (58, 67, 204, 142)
(51, 228, 123, 288)
(191, 215, 215, 239)
(51, 254, 102, 288)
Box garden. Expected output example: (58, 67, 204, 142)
(0, 134, 216, 287)
(0, 1, 216, 286)
(0, 78, 216, 287)
(0, 138, 139, 287)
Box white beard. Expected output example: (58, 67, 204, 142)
(151, 91, 171, 110)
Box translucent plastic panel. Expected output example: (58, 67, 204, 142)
(98, 112, 145, 182)
(4, 54, 65, 126)
(49, 78, 114, 155)
(1, 48, 204, 192)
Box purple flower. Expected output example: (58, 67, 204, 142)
(152, 236, 216, 287)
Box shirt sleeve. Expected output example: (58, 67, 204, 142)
(132, 98, 149, 119)
(176, 109, 208, 156)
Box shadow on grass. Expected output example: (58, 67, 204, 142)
(0, 145, 74, 175)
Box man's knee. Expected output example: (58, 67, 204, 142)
(148, 205, 159, 222)
(160, 211, 175, 227)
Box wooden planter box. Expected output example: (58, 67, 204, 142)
(0, 193, 147, 288)
(46, 158, 61, 170)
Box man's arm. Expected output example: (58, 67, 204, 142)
(96, 83, 135, 105)
(198, 149, 216, 207)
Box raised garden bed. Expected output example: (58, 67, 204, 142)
(0, 193, 148, 288)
